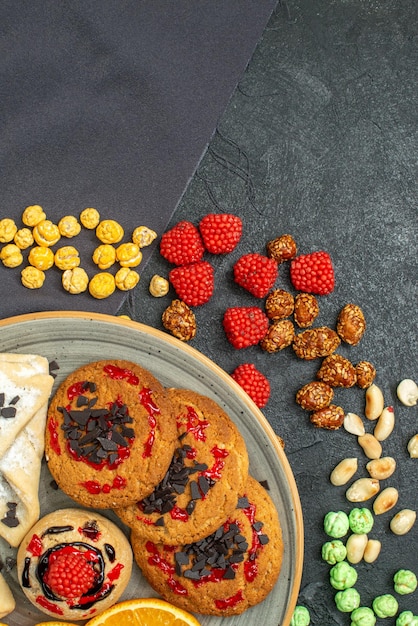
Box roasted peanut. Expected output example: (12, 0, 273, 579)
(373, 487, 399, 515)
(330, 458, 358, 486)
(374, 406, 395, 441)
(296, 381, 334, 411)
(346, 533, 368, 564)
(363, 539, 381, 563)
(366, 457, 396, 480)
(407, 434, 418, 458)
(336, 303, 366, 345)
(365, 384, 384, 420)
(310, 404, 345, 430)
(355, 360, 376, 389)
(344, 413, 365, 436)
(397, 379, 418, 406)
(390, 509, 416, 535)
(358, 434, 382, 460)
(346, 478, 380, 502)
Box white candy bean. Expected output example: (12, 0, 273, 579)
(358, 433, 382, 459)
(344, 412, 365, 436)
(390, 509, 416, 535)
(407, 434, 418, 458)
(363, 538, 381, 563)
(346, 478, 380, 502)
(365, 383, 384, 420)
(397, 379, 418, 406)
(373, 487, 399, 515)
(374, 406, 395, 441)
(366, 457, 396, 480)
(330, 458, 358, 486)
(346, 533, 368, 564)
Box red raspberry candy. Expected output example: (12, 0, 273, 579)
(223, 306, 269, 349)
(160, 220, 204, 266)
(233, 253, 278, 298)
(199, 213, 243, 254)
(43, 550, 96, 598)
(169, 261, 214, 306)
(231, 363, 271, 408)
(290, 250, 335, 295)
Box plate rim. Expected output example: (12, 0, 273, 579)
(0, 310, 304, 625)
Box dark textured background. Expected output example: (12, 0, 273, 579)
(119, 1, 418, 624)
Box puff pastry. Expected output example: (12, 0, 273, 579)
(0, 571, 16, 619)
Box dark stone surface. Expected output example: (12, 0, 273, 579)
(119, 1, 418, 623)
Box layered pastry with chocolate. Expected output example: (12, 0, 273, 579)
(132, 476, 283, 616)
(45, 360, 178, 508)
(17, 508, 132, 621)
(115, 388, 249, 545)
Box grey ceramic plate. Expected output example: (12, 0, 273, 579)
(0, 312, 303, 626)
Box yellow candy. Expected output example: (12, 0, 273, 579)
(54, 246, 80, 270)
(92, 244, 116, 270)
(58, 215, 81, 238)
(0, 218, 17, 243)
(28, 246, 55, 270)
(115, 242, 142, 268)
(21, 266, 45, 289)
(33, 220, 61, 246)
(80, 207, 100, 229)
(89, 272, 116, 299)
(14, 227, 34, 249)
(96, 219, 124, 244)
(0, 243, 23, 268)
(149, 274, 169, 297)
(22, 204, 46, 226)
(62, 267, 89, 294)
(132, 225, 157, 248)
(115, 267, 140, 291)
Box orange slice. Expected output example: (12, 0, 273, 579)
(85, 597, 201, 626)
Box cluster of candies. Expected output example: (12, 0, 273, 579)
(0, 206, 156, 299)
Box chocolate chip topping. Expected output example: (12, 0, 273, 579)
(0, 392, 20, 419)
(1, 502, 20, 528)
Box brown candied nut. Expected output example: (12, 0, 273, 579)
(337, 303, 366, 345)
(294, 293, 319, 328)
(162, 299, 196, 341)
(296, 381, 334, 411)
(260, 319, 295, 352)
(266, 234, 297, 263)
(316, 354, 357, 388)
(292, 326, 340, 360)
(265, 289, 295, 320)
(356, 361, 376, 389)
(310, 404, 345, 430)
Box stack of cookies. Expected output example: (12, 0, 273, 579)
(44, 359, 284, 617)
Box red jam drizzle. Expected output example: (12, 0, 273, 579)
(107, 563, 124, 582)
(78, 525, 101, 542)
(139, 387, 160, 458)
(146, 541, 187, 596)
(215, 590, 244, 611)
(178, 406, 209, 442)
(243, 501, 264, 583)
(48, 418, 61, 456)
(80, 475, 127, 495)
(169, 505, 189, 523)
(36, 595, 64, 615)
(201, 446, 229, 482)
(103, 364, 139, 386)
(67, 381, 88, 402)
(27, 534, 43, 557)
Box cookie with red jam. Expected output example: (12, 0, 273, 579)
(114, 388, 249, 545)
(17, 508, 132, 621)
(132, 476, 284, 616)
(45, 360, 177, 508)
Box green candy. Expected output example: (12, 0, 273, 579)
(372, 594, 399, 618)
(350, 606, 377, 626)
(393, 569, 417, 595)
(349, 507, 374, 534)
(396, 611, 418, 626)
(335, 588, 361, 613)
(290, 605, 310, 626)
(330, 561, 358, 590)
(322, 540, 347, 565)
(324, 510, 350, 538)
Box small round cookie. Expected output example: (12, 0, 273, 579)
(17, 508, 132, 621)
(132, 475, 283, 616)
(115, 388, 249, 545)
(45, 360, 178, 508)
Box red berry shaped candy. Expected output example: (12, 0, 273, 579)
(290, 250, 335, 295)
(43, 550, 96, 599)
(199, 213, 243, 254)
(160, 220, 204, 266)
(233, 253, 278, 298)
(231, 363, 271, 408)
(223, 306, 269, 349)
(169, 261, 214, 306)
